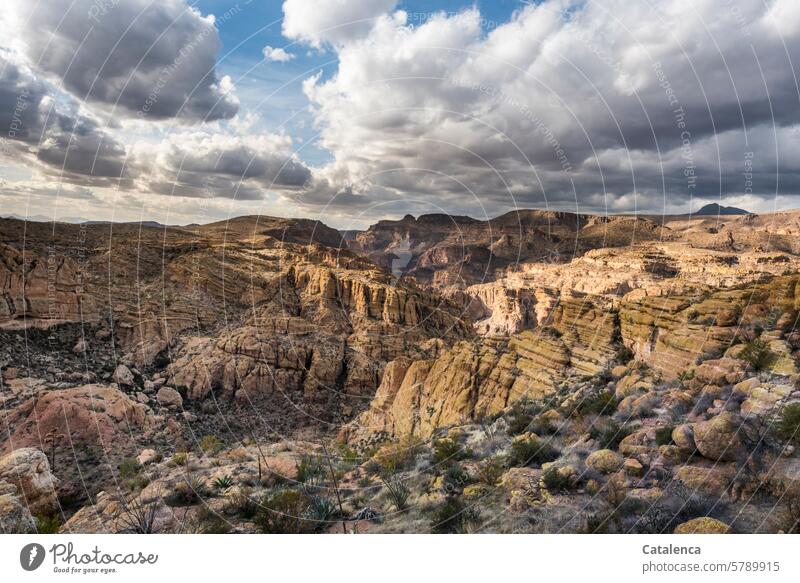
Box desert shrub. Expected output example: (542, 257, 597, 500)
(615, 346, 634, 362)
(655, 425, 675, 446)
(589, 419, 633, 450)
(475, 456, 505, 486)
(432, 437, 470, 465)
(541, 466, 571, 493)
(776, 403, 800, 445)
(528, 416, 558, 436)
(213, 475, 234, 491)
(199, 435, 223, 455)
(338, 445, 360, 469)
(116, 495, 161, 534)
(572, 390, 617, 417)
(381, 474, 411, 512)
(35, 513, 61, 534)
(295, 454, 324, 484)
(781, 486, 800, 534)
(305, 496, 338, 527)
(196, 507, 232, 534)
(255, 489, 313, 534)
(224, 487, 258, 519)
(124, 474, 150, 492)
(507, 435, 560, 467)
(372, 437, 421, 475)
(357, 474, 374, 489)
(505, 397, 543, 436)
(170, 452, 188, 466)
(506, 411, 534, 436)
(118, 457, 141, 480)
(429, 497, 479, 533)
(165, 475, 207, 507)
(441, 463, 472, 495)
(739, 339, 774, 371)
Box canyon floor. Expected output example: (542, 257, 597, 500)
(1, 209, 800, 534)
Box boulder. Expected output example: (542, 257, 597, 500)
(112, 364, 134, 387)
(137, 449, 159, 466)
(156, 387, 183, 409)
(676, 465, 734, 496)
(671, 424, 696, 452)
(623, 458, 644, 477)
(586, 449, 624, 474)
(0, 448, 58, 515)
(0, 480, 36, 533)
(691, 412, 750, 462)
(674, 517, 731, 534)
(693, 358, 746, 386)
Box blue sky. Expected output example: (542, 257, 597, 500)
(203, 0, 530, 166)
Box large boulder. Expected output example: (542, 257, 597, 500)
(156, 387, 183, 409)
(676, 465, 735, 496)
(0, 480, 36, 533)
(113, 364, 135, 387)
(693, 358, 746, 386)
(0, 449, 58, 515)
(691, 412, 751, 462)
(674, 517, 731, 534)
(585, 449, 624, 474)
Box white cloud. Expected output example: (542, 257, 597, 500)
(263, 46, 295, 63)
(286, 0, 800, 217)
(132, 132, 311, 200)
(282, 0, 397, 48)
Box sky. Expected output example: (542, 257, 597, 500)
(0, 0, 799, 229)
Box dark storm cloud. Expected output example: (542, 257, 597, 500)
(9, 0, 238, 122)
(0, 52, 129, 187)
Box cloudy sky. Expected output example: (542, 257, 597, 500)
(0, 0, 799, 229)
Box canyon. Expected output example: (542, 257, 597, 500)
(1, 208, 799, 533)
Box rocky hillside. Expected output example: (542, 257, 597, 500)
(1, 209, 799, 534)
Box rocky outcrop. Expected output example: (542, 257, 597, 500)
(0, 243, 93, 328)
(0, 479, 36, 533)
(1, 385, 155, 454)
(0, 448, 58, 515)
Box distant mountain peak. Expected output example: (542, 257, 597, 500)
(691, 203, 751, 216)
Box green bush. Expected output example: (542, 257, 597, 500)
(572, 390, 617, 416)
(432, 438, 470, 464)
(589, 419, 633, 450)
(295, 455, 324, 484)
(382, 474, 411, 511)
(777, 403, 800, 444)
(118, 457, 141, 480)
(165, 475, 207, 507)
(429, 497, 479, 533)
(739, 339, 774, 371)
(506, 411, 534, 436)
(197, 507, 232, 534)
(655, 425, 675, 446)
(224, 487, 258, 518)
(305, 496, 338, 528)
(507, 435, 560, 467)
(255, 489, 313, 534)
(170, 452, 188, 466)
(541, 466, 571, 493)
(35, 513, 61, 534)
(475, 456, 505, 486)
(199, 435, 223, 455)
(213, 475, 234, 491)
